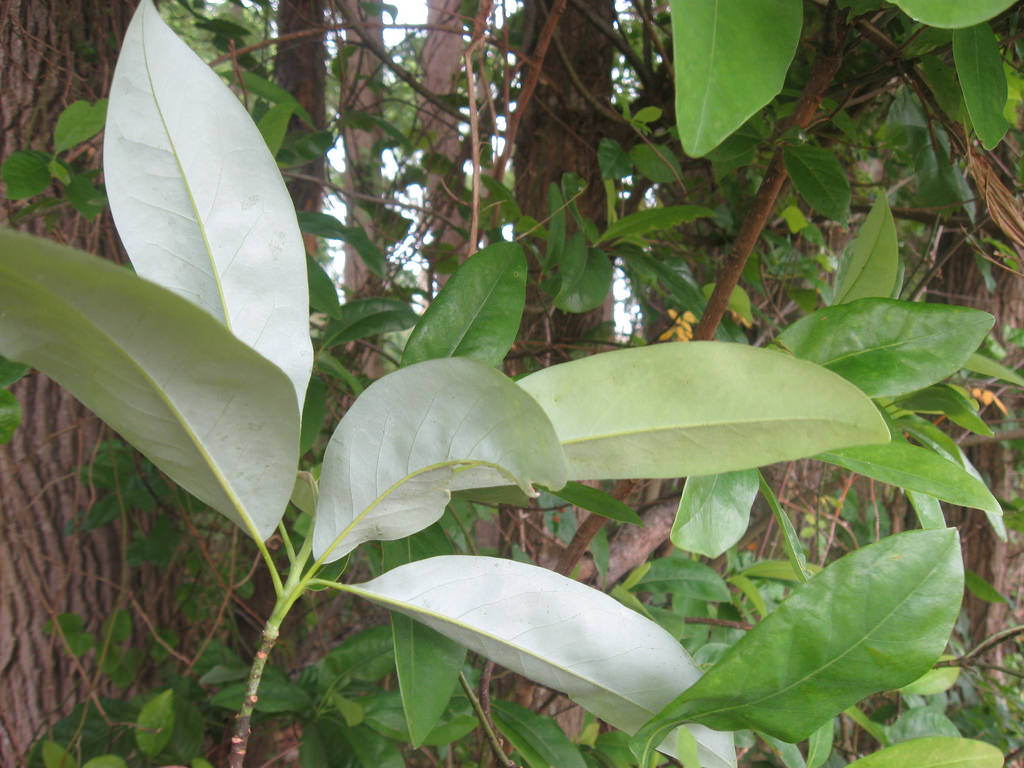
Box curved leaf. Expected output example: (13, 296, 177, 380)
(892, 1, 1016, 29)
(491, 700, 587, 768)
(345, 555, 736, 768)
(964, 351, 1024, 387)
(313, 358, 566, 561)
(783, 145, 851, 224)
(598, 205, 714, 244)
(517, 343, 889, 481)
(635, 529, 963, 754)
(403, 241, 527, 368)
(833, 195, 899, 304)
(819, 440, 1001, 518)
(845, 736, 1004, 768)
(778, 298, 994, 398)
(671, 0, 802, 156)
(104, 0, 312, 409)
(953, 23, 1009, 150)
(672, 470, 759, 559)
(0, 229, 299, 541)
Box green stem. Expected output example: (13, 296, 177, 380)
(459, 671, 517, 768)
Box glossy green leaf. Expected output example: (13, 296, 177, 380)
(345, 555, 735, 767)
(403, 242, 527, 367)
(518, 343, 889, 481)
(833, 195, 899, 304)
(598, 205, 714, 244)
(907, 490, 946, 530)
(964, 351, 1024, 386)
(845, 736, 1004, 767)
(672, 470, 759, 558)
(892, 0, 1015, 28)
(137, 689, 175, 757)
(543, 481, 643, 526)
(2, 150, 51, 199)
(491, 700, 587, 768)
(820, 440, 1001, 518)
(104, 0, 311, 409)
(307, 254, 342, 319)
(54, 99, 108, 153)
(783, 145, 851, 224)
(953, 23, 1009, 150)
(554, 248, 614, 314)
(759, 472, 810, 582)
(0, 388, 20, 444)
(0, 230, 299, 541)
(634, 529, 963, 754)
(314, 358, 566, 561)
(894, 385, 992, 436)
(322, 298, 417, 347)
(671, 0, 802, 156)
(778, 298, 994, 398)
(382, 537, 466, 748)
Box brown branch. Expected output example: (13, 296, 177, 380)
(693, 5, 849, 341)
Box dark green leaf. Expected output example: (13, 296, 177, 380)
(671, 470, 758, 558)
(297, 212, 386, 277)
(0, 355, 28, 388)
(630, 143, 683, 183)
(542, 481, 642, 526)
(136, 689, 175, 757)
(598, 137, 633, 179)
(964, 569, 1008, 604)
(638, 556, 731, 602)
(54, 99, 108, 153)
(403, 241, 527, 367)
(634, 529, 963, 753)
(322, 297, 416, 347)
(598, 205, 714, 244)
(759, 472, 810, 583)
(65, 173, 107, 220)
(2, 150, 52, 199)
(319, 625, 395, 686)
(554, 248, 613, 314)
(820, 440, 1002, 518)
(921, 57, 964, 122)
(784, 145, 851, 224)
(953, 23, 1009, 150)
(211, 679, 312, 713)
(235, 70, 314, 124)
(491, 699, 588, 768)
(893, 385, 992, 436)
(0, 388, 20, 443)
(833, 195, 899, 304)
(307, 254, 342, 319)
(257, 101, 297, 157)
(300, 377, 327, 454)
(777, 298, 994, 398)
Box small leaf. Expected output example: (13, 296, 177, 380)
(783, 145, 851, 224)
(297, 211, 387, 277)
(806, 719, 834, 768)
(634, 529, 963, 753)
(892, 0, 1016, 29)
(322, 297, 417, 346)
(41, 741, 75, 768)
(136, 689, 175, 757)
(778, 298, 994, 398)
(630, 143, 683, 182)
(672, 470, 759, 558)
(403, 241, 527, 368)
(554, 248, 613, 314)
(82, 756, 128, 768)
(54, 99, 108, 153)
(344, 555, 735, 766)
(0, 388, 21, 444)
(820, 440, 1002, 519)
(598, 205, 714, 244)
(313, 358, 566, 561)
(598, 137, 633, 179)
(0, 355, 29, 388)
(833, 195, 899, 304)
(307, 254, 342, 319)
(257, 101, 297, 156)
(518, 343, 889, 481)
(844, 736, 1004, 767)
(759, 472, 810, 583)
(899, 665, 960, 696)
(953, 23, 1009, 150)
(491, 700, 588, 768)
(300, 378, 327, 455)
(671, 0, 802, 156)
(2, 150, 52, 199)
(963, 351, 1024, 386)
(638, 556, 731, 602)
(542, 481, 642, 526)
(105, 0, 312, 409)
(964, 568, 1008, 604)
(893, 385, 992, 436)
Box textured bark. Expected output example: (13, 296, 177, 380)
(0, 2, 132, 761)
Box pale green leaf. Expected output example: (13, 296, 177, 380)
(634, 529, 963, 753)
(104, 0, 312, 409)
(672, 470, 758, 558)
(953, 23, 1009, 150)
(964, 351, 1024, 387)
(54, 99, 108, 153)
(845, 736, 1004, 767)
(899, 665, 960, 696)
(833, 195, 899, 304)
(671, 0, 802, 156)
(314, 358, 567, 561)
(344, 555, 736, 768)
(892, 0, 1017, 28)
(137, 689, 175, 757)
(41, 741, 74, 768)
(82, 756, 128, 768)
(517, 343, 889, 481)
(0, 229, 299, 542)
(806, 719, 834, 768)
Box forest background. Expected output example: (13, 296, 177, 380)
(1, 0, 1024, 766)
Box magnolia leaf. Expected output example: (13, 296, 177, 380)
(634, 529, 963, 756)
(778, 298, 994, 398)
(845, 736, 1004, 768)
(344, 555, 736, 768)
(671, 470, 759, 558)
(783, 145, 851, 224)
(671, 0, 801, 156)
(833, 195, 899, 304)
(0, 229, 299, 542)
(820, 440, 1002, 519)
(517, 343, 889, 481)
(953, 23, 1009, 150)
(891, 1, 1017, 29)
(403, 242, 527, 368)
(314, 358, 567, 561)
(491, 700, 588, 768)
(104, 0, 311, 410)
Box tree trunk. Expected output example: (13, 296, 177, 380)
(0, 1, 133, 762)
